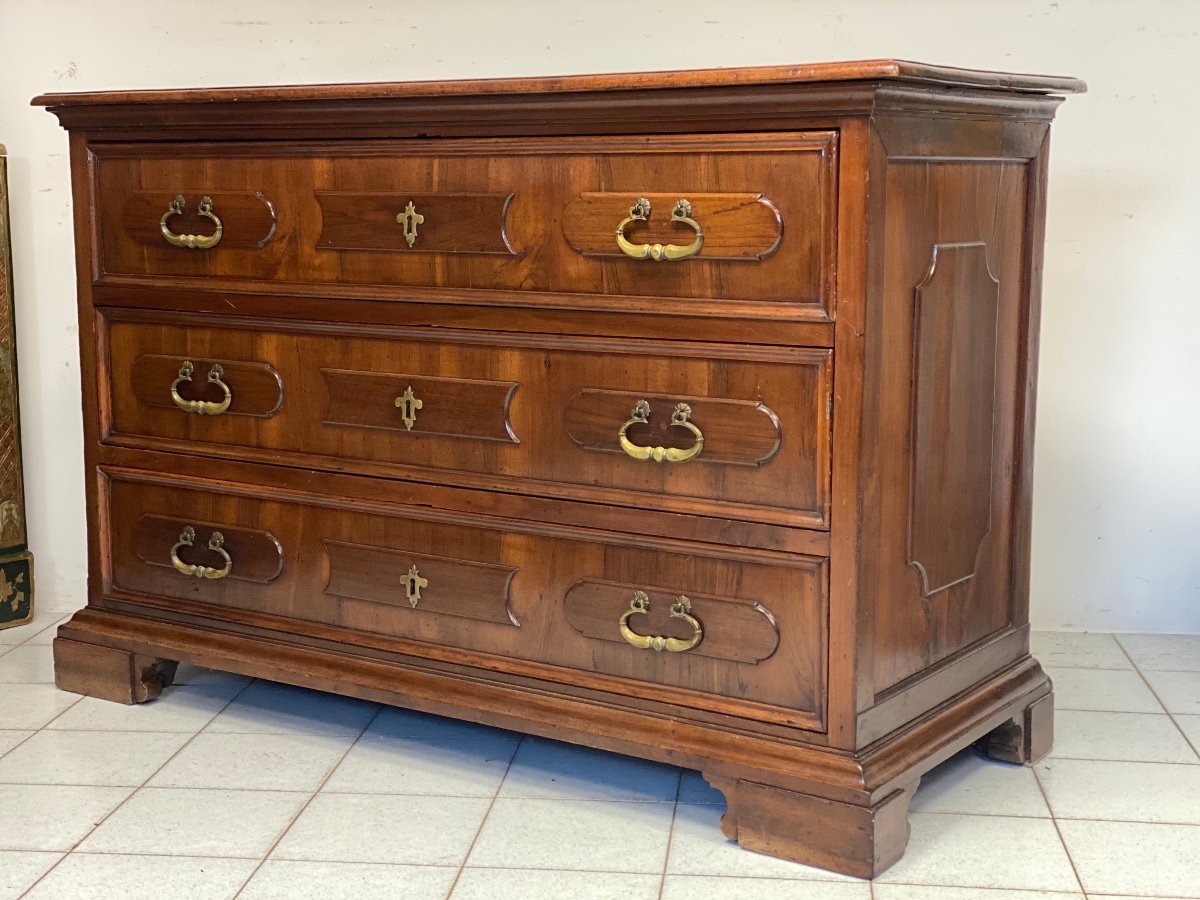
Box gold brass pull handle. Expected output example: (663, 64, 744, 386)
(617, 400, 704, 464)
(170, 526, 232, 580)
(614, 197, 704, 262)
(170, 361, 232, 416)
(619, 590, 703, 653)
(160, 194, 224, 250)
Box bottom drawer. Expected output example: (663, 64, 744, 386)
(103, 472, 827, 729)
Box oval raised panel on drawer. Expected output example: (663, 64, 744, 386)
(563, 579, 779, 664)
(564, 389, 781, 466)
(132, 514, 284, 584)
(315, 191, 517, 255)
(131, 354, 284, 418)
(324, 540, 519, 626)
(118, 191, 277, 249)
(320, 369, 519, 442)
(562, 192, 782, 261)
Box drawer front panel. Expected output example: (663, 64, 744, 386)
(93, 133, 836, 314)
(105, 316, 832, 528)
(105, 475, 827, 727)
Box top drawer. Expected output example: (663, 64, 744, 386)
(92, 133, 836, 316)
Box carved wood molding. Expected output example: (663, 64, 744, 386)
(907, 242, 999, 599)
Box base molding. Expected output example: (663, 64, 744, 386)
(52, 606, 1053, 877)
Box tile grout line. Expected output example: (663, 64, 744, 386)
(229, 698, 386, 899)
(440, 732, 525, 899)
(654, 768, 684, 900)
(1112, 634, 1200, 763)
(16, 668, 258, 899)
(1031, 760, 1088, 897)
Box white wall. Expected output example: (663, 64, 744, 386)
(1, 0, 1196, 633)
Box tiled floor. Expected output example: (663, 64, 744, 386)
(2, 605, 1198, 899)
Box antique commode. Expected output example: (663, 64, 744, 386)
(36, 60, 1083, 876)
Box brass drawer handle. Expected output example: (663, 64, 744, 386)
(619, 590, 703, 653)
(170, 361, 232, 416)
(614, 197, 704, 262)
(160, 194, 224, 250)
(170, 526, 232, 580)
(618, 400, 704, 464)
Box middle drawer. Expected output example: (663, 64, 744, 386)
(103, 313, 832, 529)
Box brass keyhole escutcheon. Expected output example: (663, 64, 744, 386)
(396, 201, 425, 248)
(394, 385, 423, 431)
(402, 564, 428, 608)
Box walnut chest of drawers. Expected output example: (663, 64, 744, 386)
(36, 60, 1083, 877)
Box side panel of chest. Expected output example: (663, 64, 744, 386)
(853, 118, 1050, 743)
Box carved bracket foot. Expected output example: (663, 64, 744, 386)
(53, 636, 178, 705)
(701, 774, 919, 878)
(977, 690, 1054, 764)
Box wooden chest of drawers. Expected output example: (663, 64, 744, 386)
(36, 59, 1083, 877)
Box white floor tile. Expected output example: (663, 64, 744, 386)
(1045, 667, 1162, 712)
(1035, 758, 1200, 824)
(24, 853, 258, 900)
(1117, 634, 1200, 671)
(274, 793, 490, 865)
(1143, 670, 1200, 715)
(455, 868, 662, 900)
(203, 680, 379, 736)
(1175, 714, 1200, 751)
(171, 664, 252, 692)
(19, 617, 75, 647)
(662, 875, 872, 899)
(1032, 631, 1131, 669)
(666, 802, 859, 882)
(0, 730, 190, 787)
(242, 860, 458, 900)
(0, 684, 80, 730)
(912, 749, 1050, 817)
(323, 734, 517, 797)
(47, 683, 242, 733)
(498, 737, 680, 801)
(0, 784, 131, 851)
(1048, 710, 1200, 763)
(0, 851, 62, 899)
(469, 798, 673, 873)
(0, 609, 69, 645)
(875, 813, 1080, 892)
(678, 770, 726, 804)
(873, 887, 1083, 900)
(0, 624, 31, 645)
(1057, 819, 1200, 897)
(78, 787, 308, 858)
(0, 730, 32, 757)
(0, 645, 55, 683)
(149, 731, 353, 792)
(366, 705, 520, 741)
